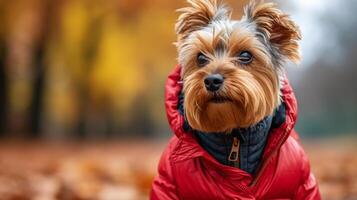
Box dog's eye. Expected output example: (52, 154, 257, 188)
(238, 51, 253, 64)
(197, 53, 209, 67)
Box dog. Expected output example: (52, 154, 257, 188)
(151, 0, 321, 199)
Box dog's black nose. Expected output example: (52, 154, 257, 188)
(204, 74, 224, 92)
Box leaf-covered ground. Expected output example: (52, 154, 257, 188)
(0, 137, 356, 200)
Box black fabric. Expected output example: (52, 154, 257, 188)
(177, 92, 286, 175)
(194, 116, 272, 175)
(271, 102, 286, 129)
(178, 93, 191, 132)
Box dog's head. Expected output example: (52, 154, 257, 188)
(175, 0, 301, 132)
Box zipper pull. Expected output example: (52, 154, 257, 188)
(228, 137, 240, 162)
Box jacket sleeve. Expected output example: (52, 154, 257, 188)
(150, 138, 179, 200)
(294, 146, 321, 200)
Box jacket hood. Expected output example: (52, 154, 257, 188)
(165, 64, 298, 158)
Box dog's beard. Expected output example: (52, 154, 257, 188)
(183, 65, 279, 133)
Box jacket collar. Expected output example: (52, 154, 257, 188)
(194, 115, 273, 175)
(165, 64, 298, 161)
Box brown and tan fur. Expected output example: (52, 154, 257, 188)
(175, 0, 301, 133)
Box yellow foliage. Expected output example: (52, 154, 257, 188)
(60, 0, 90, 79)
(90, 16, 144, 112)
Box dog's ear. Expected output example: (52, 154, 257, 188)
(175, 0, 230, 41)
(243, 1, 301, 63)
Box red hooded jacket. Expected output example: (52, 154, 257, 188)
(151, 65, 321, 200)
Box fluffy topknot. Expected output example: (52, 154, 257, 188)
(175, 0, 230, 41)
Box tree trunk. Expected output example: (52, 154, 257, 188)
(0, 38, 7, 136)
(29, 47, 46, 138)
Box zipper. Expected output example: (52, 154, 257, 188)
(228, 136, 240, 167)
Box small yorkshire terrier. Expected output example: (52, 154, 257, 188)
(151, 0, 320, 199)
(177, 0, 300, 132)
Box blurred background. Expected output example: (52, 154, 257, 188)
(0, 0, 356, 199)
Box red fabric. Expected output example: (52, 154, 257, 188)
(151, 65, 321, 200)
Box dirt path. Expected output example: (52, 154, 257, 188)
(0, 137, 356, 200)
